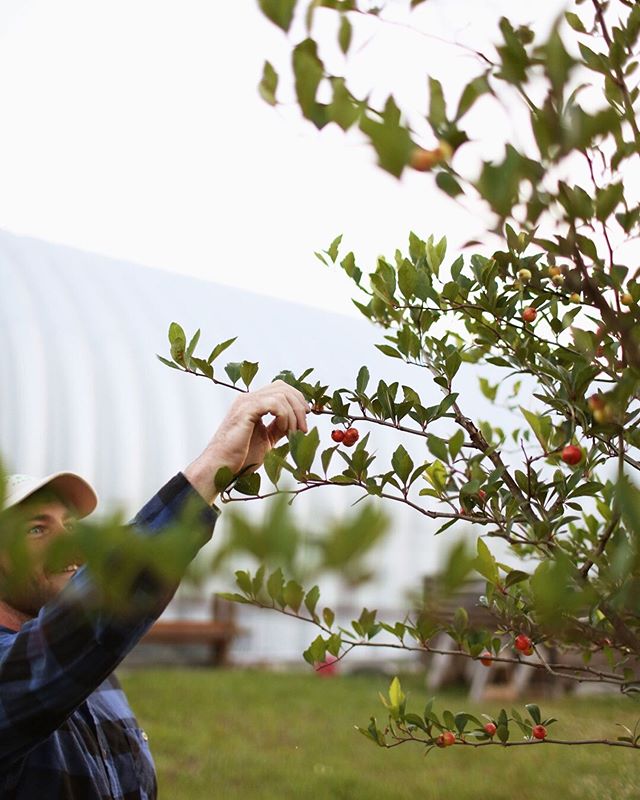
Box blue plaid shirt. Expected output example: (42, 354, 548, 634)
(0, 472, 219, 799)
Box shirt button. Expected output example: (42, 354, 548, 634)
(141, 731, 149, 742)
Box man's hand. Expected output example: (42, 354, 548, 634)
(183, 380, 310, 506)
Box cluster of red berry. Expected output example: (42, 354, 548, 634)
(435, 721, 546, 744)
(331, 427, 359, 447)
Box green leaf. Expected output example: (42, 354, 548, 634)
(305, 585, 321, 618)
(479, 377, 498, 401)
(240, 361, 259, 388)
(595, 182, 624, 221)
(168, 322, 186, 348)
(427, 435, 449, 462)
(258, 61, 279, 106)
(225, 362, 242, 385)
(327, 234, 343, 262)
(375, 344, 403, 359)
(475, 538, 499, 584)
(233, 473, 261, 496)
(359, 98, 413, 177)
(289, 428, 320, 473)
(391, 445, 414, 484)
(526, 704, 541, 725)
(267, 567, 285, 605)
(496, 723, 510, 743)
(214, 466, 235, 492)
(389, 677, 405, 711)
(455, 74, 490, 120)
(258, 0, 297, 32)
(428, 77, 446, 129)
(356, 365, 370, 394)
(292, 38, 326, 126)
(186, 329, 201, 363)
(216, 592, 252, 605)
(252, 565, 266, 596)
(579, 42, 608, 73)
(398, 260, 418, 299)
(283, 580, 305, 613)
(505, 569, 529, 588)
(448, 429, 465, 459)
(565, 12, 586, 33)
(323, 607, 335, 628)
(207, 336, 237, 364)
(235, 570, 252, 595)
(436, 172, 463, 197)
(328, 78, 361, 131)
(263, 445, 289, 486)
(169, 322, 187, 363)
(156, 355, 182, 371)
(338, 15, 352, 54)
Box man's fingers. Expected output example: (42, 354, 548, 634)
(234, 381, 310, 442)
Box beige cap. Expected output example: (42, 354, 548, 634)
(3, 473, 98, 519)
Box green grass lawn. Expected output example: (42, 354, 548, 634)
(120, 668, 640, 800)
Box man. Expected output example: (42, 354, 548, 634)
(0, 381, 309, 799)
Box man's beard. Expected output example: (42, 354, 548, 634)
(0, 573, 59, 619)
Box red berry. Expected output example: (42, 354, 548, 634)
(478, 489, 487, 502)
(561, 444, 583, 466)
(342, 427, 360, 447)
(436, 731, 456, 747)
(514, 634, 532, 654)
(532, 724, 547, 740)
(331, 429, 345, 443)
(480, 652, 493, 667)
(588, 394, 604, 411)
(522, 307, 537, 323)
(484, 722, 497, 736)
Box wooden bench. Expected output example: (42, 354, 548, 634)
(140, 596, 245, 666)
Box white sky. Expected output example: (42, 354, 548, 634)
(0, 0, 569, 316)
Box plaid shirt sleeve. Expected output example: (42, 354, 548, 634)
(0, 471, 219, 771)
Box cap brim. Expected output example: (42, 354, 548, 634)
(16, 472, 98, 519)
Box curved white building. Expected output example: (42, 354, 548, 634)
(0, 229, 491, 664)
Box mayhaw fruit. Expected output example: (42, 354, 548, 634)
(484, 722, 497, 736)
(621, 293, 634, 306)
(480, 652, 493, 667)
(588, 394, 604, 411)
(409, 141, 453, 172)
(570, 293, 581, 303)
(514, 634, 533, 655)
(517, 269, 532, 283)
(522, 307, 537, 323)
(436, 731, 456, 747)
(561, 444, 583, 466)
(551, 274, 565, 286)
(532, 724, 547, 740)
(331, 430, 345, 443)
(593, 406, 613, 424)
(548, 266, 562, 277)
(342, 427, 360, 447)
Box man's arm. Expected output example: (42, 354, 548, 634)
(0, 381, 309, 768)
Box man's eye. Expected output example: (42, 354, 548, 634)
(27, 525, 46, 536)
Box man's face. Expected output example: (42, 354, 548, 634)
(0, 493, 80, 618)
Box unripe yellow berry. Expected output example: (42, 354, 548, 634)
(621, 293, 634, 306)
(570, 293, 581, 303)
(517, 269, 532, 283)
(552, 274, 565, 286)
